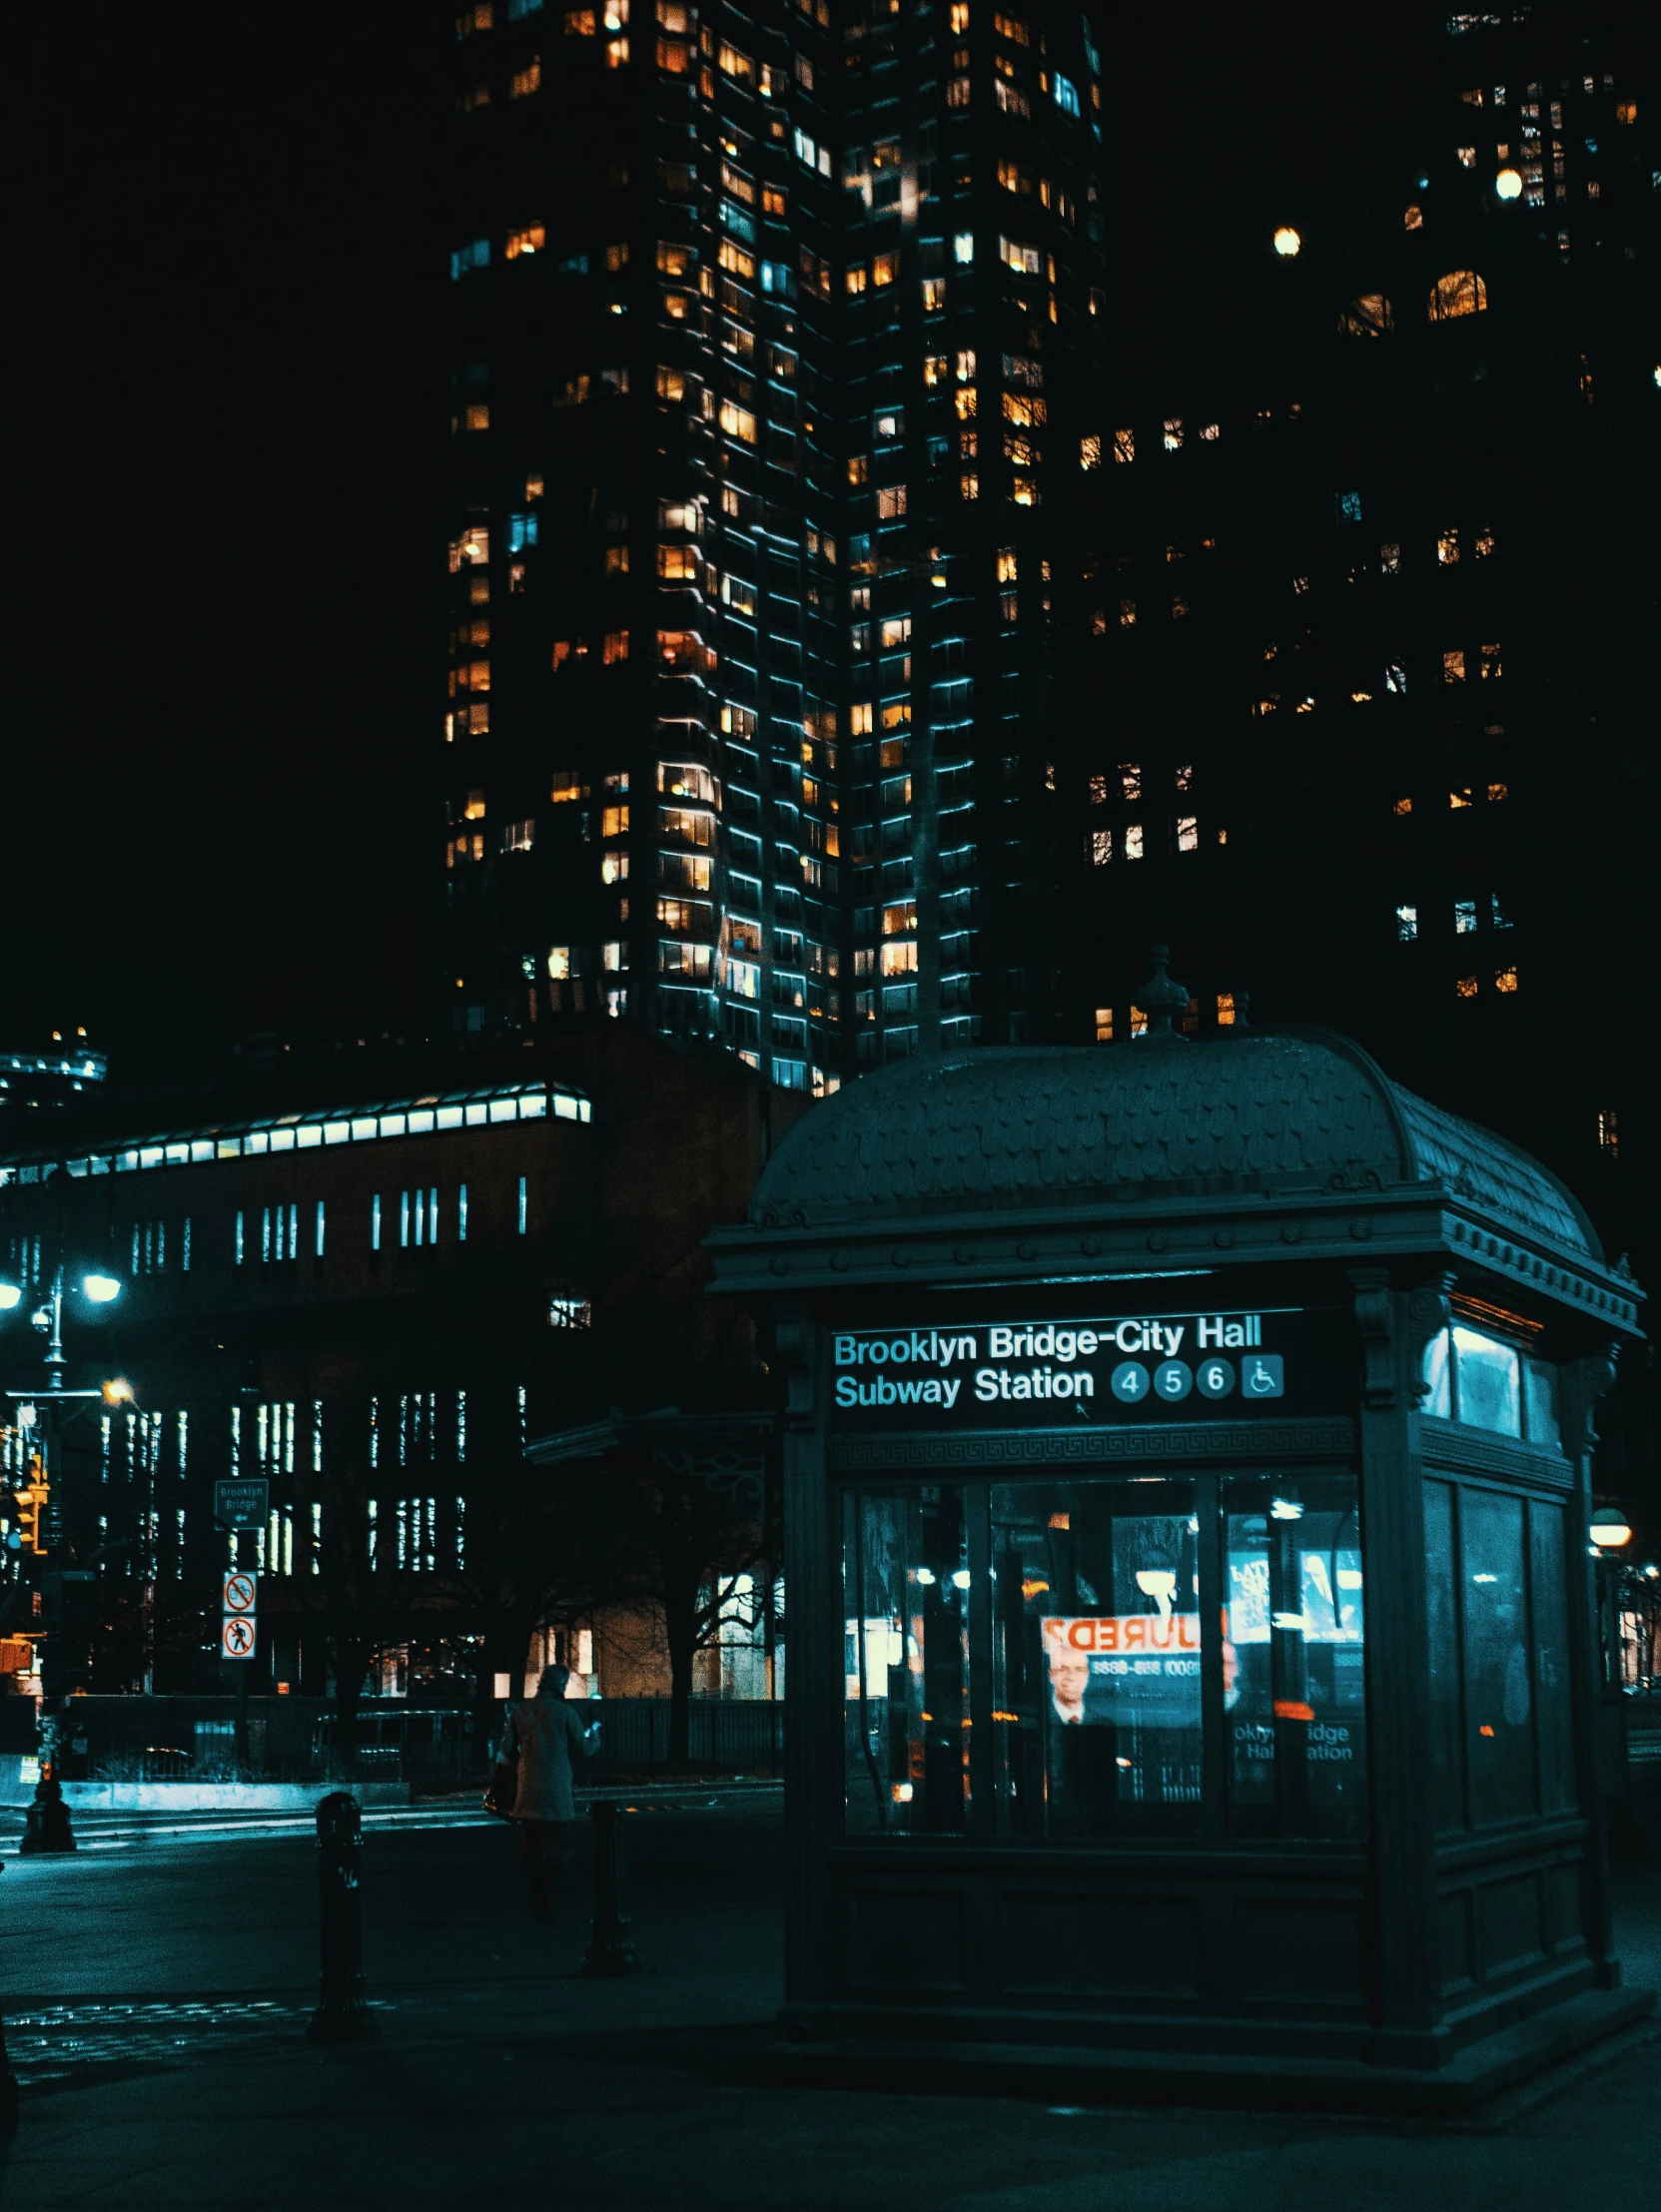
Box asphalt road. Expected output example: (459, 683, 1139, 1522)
(3, 1793, 783, 2003)
(2, 1806, 1659, 2212)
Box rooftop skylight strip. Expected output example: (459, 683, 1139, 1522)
(3, 1084, 590, 1181)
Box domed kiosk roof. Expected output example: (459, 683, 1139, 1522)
(751, 1029, 1595, 1253)
(751, 1026, 1583, 1256)
(715, 998, 1642, 1331)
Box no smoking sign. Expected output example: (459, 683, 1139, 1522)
(222, 1571, 257, 1661)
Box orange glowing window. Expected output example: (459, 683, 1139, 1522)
(1339, 294, 1392, 338)
(1429, 269, 1487, 321)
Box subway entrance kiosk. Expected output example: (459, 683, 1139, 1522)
(709, 1007, 1653, 2106)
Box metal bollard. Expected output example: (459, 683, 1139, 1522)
(580, 1800, 641, 1977)
(19, 1718, 75, 1858)
(306, 1792, 377, 2042)
(18, 1772, 75, 1858)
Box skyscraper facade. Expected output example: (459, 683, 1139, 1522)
(440, 0, 1106, 1081)
(1047, 1, 1657, 1496)
(1056, 5, 1655, 1185)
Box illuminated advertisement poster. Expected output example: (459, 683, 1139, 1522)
(829, 1306, 1349, 1429)
(1041, 1612, 1201, 1727)
(1226, 1501, 1366, 1802)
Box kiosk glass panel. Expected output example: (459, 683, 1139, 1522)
(1225, 1474, 1367, 1840)
(1529, 1497, 1577, 1814)
(1424, 1478, 1468, 1834)
(1462, 1487, 1534, 1827)
(1423, 1329, 1452, 1420)
(1522, 1358, 1560, 1449)
(842, 1488, 971, 1836)
(1452, 1326, 1521, 1438)
(990, 1480, 1202, 1839)
(1424, 1324, 1555, 1444)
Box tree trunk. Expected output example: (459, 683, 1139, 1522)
(471, 1634, 508, 1770)
(331, 1633, 369, 1779)
(663, 1580, 698, 1771)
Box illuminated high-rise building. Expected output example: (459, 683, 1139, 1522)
(1054, 4, 1657, 1232)
(439, 0, 1106, 1081)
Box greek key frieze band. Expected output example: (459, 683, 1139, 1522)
(826, 1418, 1357, 1473)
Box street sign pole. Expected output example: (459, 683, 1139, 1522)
(213, 1485, 266, 1775)
(235, 1573, 249, 1770)
(222, 1565, 260, 1772)
(236, 1616, 249, 1771)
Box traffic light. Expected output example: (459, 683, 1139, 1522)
(14, 1477, 47, 1554)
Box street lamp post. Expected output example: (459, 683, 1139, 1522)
(1589, 1505, 1636, 1700)
(2, 1261, 126, 1856)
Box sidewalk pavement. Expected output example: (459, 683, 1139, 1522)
(0, 1778, 779, 1854)
(2, 1807, 1658, 2212)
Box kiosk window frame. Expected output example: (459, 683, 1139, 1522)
(837, 1462, 1367, 1847)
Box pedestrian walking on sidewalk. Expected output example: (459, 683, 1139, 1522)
(495, 1665, 596, 1922)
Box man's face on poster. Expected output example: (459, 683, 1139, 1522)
(1049, 1648, 1091, 1722)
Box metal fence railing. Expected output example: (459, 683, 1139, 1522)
(3, 1693, 784, 1785)
(586, 1699, 784, 1775)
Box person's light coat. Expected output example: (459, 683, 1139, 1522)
(497, 1694, 593, 1822)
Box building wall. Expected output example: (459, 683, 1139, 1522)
(0, 1030, 801, 1697)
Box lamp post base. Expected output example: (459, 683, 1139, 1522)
(580, 1801, 641, 1976)
(307, 1979, 379, 2044)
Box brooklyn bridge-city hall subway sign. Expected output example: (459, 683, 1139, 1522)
(708, 1019, 1654, 2108)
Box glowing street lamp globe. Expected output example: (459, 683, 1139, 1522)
(81, 1273, 122, 1303)
(1590, 1512, 1634, 1550)
(0, 1281, 21, 1310)
(1272, 226, 1302, 258)
(1495, 168, 1523, 201)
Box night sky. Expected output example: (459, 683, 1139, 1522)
(5, 3, 1427, 1085)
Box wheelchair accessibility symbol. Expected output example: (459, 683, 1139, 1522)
(1241, 1355, 1284, 1398)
